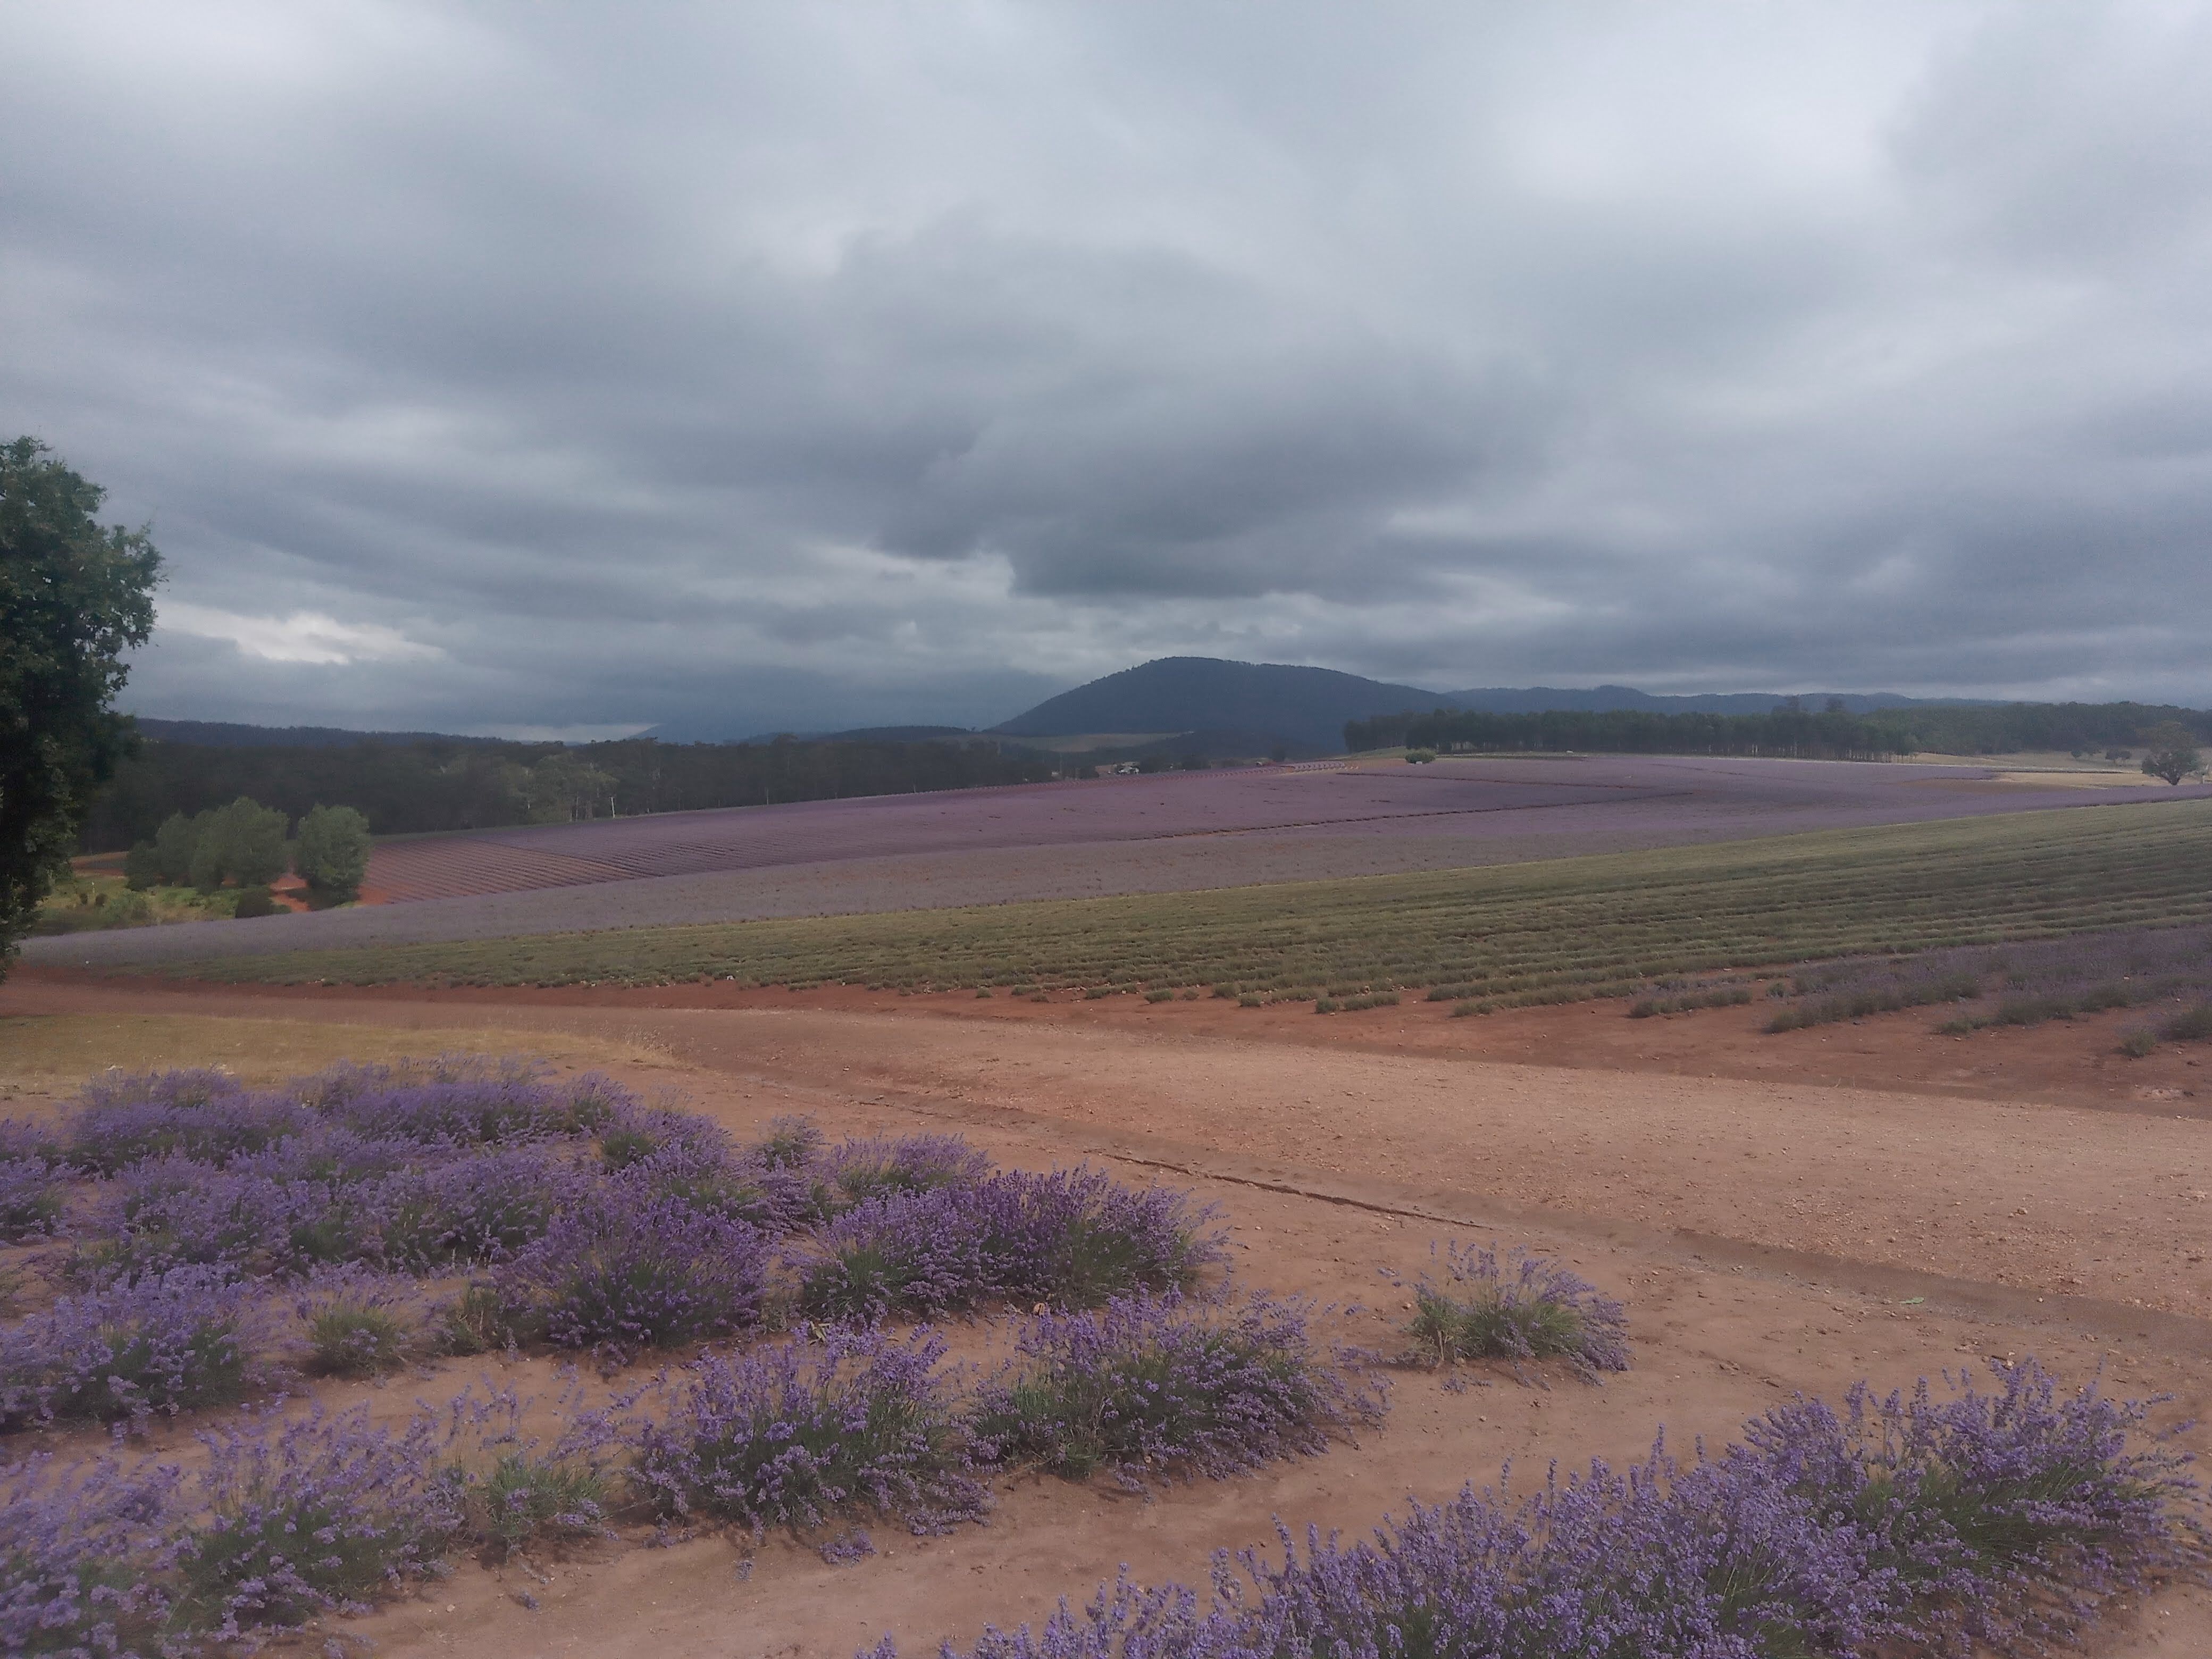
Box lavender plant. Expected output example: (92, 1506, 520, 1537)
(0, 1266, 273, 1429)
(814, 1133, 992, 1214)
(495, 1194, 769, 1356)
(971, 1291, 1385, 1482)
(1395, 1243, 1630, 1379)
(798, 1169, 1222, 1321)
(880, 1360, 2204, 1659)
(294, 1269, 419, 1377)
(629, 1324, 988, 1538)
(441, 1382, 620, 1557)
(0, 1156, 66, 1242)
(1, 1453, 183, 1658)
(178, 1403, 463, 1635)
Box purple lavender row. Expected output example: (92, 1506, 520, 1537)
(869, 1359, 2207, 1659)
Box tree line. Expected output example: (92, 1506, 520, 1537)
(1344, 703, 1899, 759)
(76, 733, 1060, 853)
(1345, 699, 2212, 761)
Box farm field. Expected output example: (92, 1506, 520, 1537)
(80, 798, 2212, 1002)
(29, 752, 2209, 974)
(1, 975, 2206, 1659)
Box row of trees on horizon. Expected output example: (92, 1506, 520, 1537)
(1345, 700, 2212, 763)
(77, 733, 1061, 852)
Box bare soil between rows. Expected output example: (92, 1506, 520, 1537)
(4, 970, 2209, 1658)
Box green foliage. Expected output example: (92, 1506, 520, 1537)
(0, 437, 162, 974)
(231, 886, 279, 919)
(307, 1305, 412, 1376)
(1404, 748, 1437, 764)
(151, 811, 199, 884)
(186, 797, 287, 892)
(122, 841, 160, 890)
(465, 1451, 607, 1555)
(2139, 722, 2203, 786)
(294, 802, 371, 898)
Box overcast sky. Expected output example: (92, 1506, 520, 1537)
(7, 3, 2211, 736)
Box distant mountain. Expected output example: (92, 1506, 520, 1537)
(991, 658, 2001, 753)
(131, 717, 504, 748)
(992, 658, 1449, 751)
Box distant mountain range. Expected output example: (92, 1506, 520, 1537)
(131, 661, 2004, 753)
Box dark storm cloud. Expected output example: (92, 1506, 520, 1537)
(4, 1, 2210, 736)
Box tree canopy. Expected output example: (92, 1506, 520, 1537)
(0, 437, 162, 970)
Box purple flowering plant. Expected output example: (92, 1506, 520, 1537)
(1390, 1242, 1630, 1380)
(0, 1266, 275, 1430)
(630, 1323, 989, 1540)
(971, 1290, 1386, 1483)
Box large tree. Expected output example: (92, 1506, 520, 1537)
(1, 438, 162, 971)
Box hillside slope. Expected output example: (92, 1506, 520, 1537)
(991, 657, 1455, 748)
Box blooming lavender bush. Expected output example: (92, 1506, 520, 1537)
(814, 1133, 992, 1214)
(1396, 1243, 1630, 1379)
(798, 1168, 1222, 1321)
(81, 1161, 304, 1279)
(376, 1145, 584, 1269)
(615, 1141, 819, 1235)
(178, 1403, 463, 1635)
(0, 1156, 66, 1242)
(1, 1453, 183, 1657)
(66, 1085, 310, 1176)
(298, 1056, 629, 1146)
(973, 1292, 1385, 1483)
(0, 1266, 273, 1429)
(294, 1269, 419, 1377)
(441, 1382, 619, 1557)
(496, 1194, 768, 1355)
(630, 1324, 987, 1537)
(879, 1360, 2205, 1659)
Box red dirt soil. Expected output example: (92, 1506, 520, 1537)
(3, 973, 2207, 1658)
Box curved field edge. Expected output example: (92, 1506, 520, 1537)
(113, 798, 2212, 999)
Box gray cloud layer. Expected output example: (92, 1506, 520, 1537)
(6, 2, 2211, 735)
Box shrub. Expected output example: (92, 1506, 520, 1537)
(815, 1133, 991, 1213)
(2119, 1028, 2159, 1058)
(629, 1325, 987, 1537)
(1397, 1243, 1629, 1379)
(496, 1195, 768, 1356)
(2160, 1002, 2212, 1042)
(0, 1267, 272, 1429)
(615, 1140, 815, 1236)
(67, 1073, 302, 1173)
(314, 1058, 626, 1146)
(86, 1162, 304, 1278)
(797, 1169, 1220, 1322)
(470, 1450, 609, 1557)
(0, 1157, 66, 1242)
(230, 886, 279, 920)
(296, 1271, 417, 1377)
(376, 1146, 582, 1269)
(0, 1453, 183, 1657)
(178, 1404, 461, 1633)
(973, 1292, 1385, 1482)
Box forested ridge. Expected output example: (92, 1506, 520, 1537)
(78, 734, 1056, 852)
(1346, 700, 2212, 759)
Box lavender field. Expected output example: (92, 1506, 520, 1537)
(30, 756, 2209, 973)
